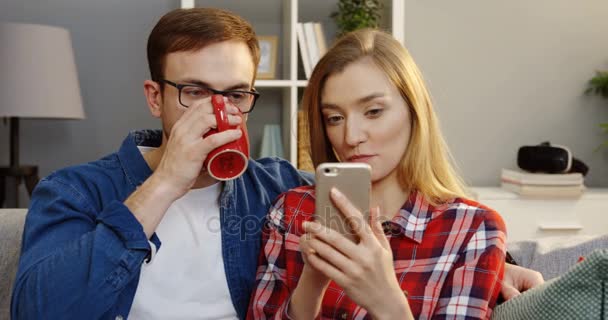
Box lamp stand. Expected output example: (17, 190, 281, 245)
(0, 117, 40, 208)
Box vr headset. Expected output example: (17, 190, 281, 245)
(517, 142, 589, 176)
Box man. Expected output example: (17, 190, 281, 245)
(11, 7, 541, 320)
(12, 8, 311, 320)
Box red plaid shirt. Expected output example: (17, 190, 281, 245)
(247, 186, 506, 320)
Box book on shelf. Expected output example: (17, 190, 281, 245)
(313, 22, 327, 56)
(296, 22, 327, 79)
(296, 23, 312, 79)
(501, 182, 585, 199)
(500, 168, 584, 186)
(303, 22, 320, 68)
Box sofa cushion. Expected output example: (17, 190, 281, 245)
(0, 209, 27, 319)
(492, 249, 608, 320)
(507, 234, 608, 280)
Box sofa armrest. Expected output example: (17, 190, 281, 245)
(507, 234, 608, 280)
(0, 209, 28, 318)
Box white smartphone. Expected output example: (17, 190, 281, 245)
(315, 162, 372, 242)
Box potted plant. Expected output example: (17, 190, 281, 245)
(331, 0, 383, 36)
(585, 71, 608, 149)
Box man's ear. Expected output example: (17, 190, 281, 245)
(144, 80, 162, 118)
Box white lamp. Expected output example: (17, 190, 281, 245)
(0, 22, 85, 207)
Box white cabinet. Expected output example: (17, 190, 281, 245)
(472, 187, 608, 243)
(181, 0, 404, 166)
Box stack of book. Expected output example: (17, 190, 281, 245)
(296, 22, 327, 79)
(501, 168, 585, 198)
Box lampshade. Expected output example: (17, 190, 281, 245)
(0, 23, 85, 119)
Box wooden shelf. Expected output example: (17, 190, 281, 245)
(255, 80, 298, 88)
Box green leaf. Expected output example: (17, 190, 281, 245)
(595, 140, 608, 152)
(332, 0, 383, 35)
(585, 70, 608, 98)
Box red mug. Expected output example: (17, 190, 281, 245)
(203, 95, 250, 181)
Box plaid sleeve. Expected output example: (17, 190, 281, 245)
(247, 194, 293, 320)
(432, 209, 507, 320)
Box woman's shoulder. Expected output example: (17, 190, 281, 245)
(276, 185, 315, 207)
(436, 196, 506, 231)
(425, 196, 507, 255)
(267, 185, 316, 233)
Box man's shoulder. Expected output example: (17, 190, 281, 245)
(28, 151, 129, 214)
(246, 157, 314, 187)
(42, 152, 124, 191)
(248, 157, 298, 172)
(49, 152, 120, 176)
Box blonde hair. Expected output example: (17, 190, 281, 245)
(302, 29, 469, 204)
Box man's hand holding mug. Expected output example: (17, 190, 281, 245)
(152, 95, 244, 200)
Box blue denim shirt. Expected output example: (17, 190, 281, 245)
(11, 130, 313, 320)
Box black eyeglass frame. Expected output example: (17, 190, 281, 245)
(159, 79, 260, 114)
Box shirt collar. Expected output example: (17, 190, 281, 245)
(384, 190, 451, 243)
(117, 129, 160, 188)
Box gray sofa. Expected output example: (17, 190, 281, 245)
(507, 234, 608, 281)
(0, 208, 606, 320)
(0, 209, 26, 320)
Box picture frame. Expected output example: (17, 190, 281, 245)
(256, 35, 278, 79)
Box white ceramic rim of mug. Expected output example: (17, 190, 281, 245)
(207, 149, 248, 181)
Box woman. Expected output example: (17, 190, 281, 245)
(248, 29, 506, 319)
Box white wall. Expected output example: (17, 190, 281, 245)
(0, 0, 175, 207)
(403, 0, 608, 186)
(1, 0, 607, 207)
(0, 0, 285, 207)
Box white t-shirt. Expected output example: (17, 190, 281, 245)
(129, 147, 238, 320)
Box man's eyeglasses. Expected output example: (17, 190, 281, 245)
(160, 79, 260, 114)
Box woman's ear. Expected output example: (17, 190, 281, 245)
(143, 80, 162, 118)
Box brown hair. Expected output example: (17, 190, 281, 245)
(147, 7, 260, 84)
(302, 29, 468, 204)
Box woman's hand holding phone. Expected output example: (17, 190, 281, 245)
(300, 188, 413, 319)
(288, 236, 332, 319)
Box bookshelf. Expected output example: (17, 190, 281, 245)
(181, 0, 405, 166)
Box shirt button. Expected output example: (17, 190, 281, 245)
(340, 312, 348, 319)
(115, 316, 124, 320)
